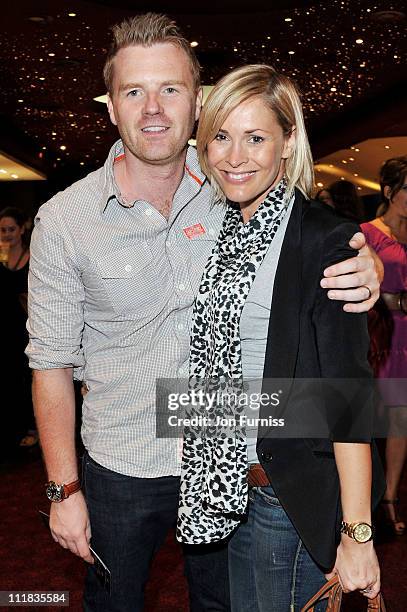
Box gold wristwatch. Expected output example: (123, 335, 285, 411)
(340, 521, 373, 543)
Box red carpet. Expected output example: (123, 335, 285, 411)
(0, 451, 405, 611)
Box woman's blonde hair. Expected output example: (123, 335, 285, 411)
(197, 64, 314, 201)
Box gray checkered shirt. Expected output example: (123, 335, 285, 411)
(26, 140, 225, 477)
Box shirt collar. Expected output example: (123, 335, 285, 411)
(99, 140, 125, 213)
(98, 140, 207, 214)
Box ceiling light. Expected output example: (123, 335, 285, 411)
(68, 13, 76, 17)
(28, 16, 48, 23)
(370, 10, 406, 23)
(190, 41, 198, 48)
(355, 38, 364, 44)
(0, 153, 46, 181)
(354, 173, 359, 176)
(316, 182, 323, 187)
(17, 99, 23, 103)
(48, 53, 55, 57)
(330, 87, 337, 92)
(285, 18, 292, 22)
(384, 145, 390, 149)
(60, 145, 67, 150)
(341, 160, 347, 164)
(354, 148, 360, 152)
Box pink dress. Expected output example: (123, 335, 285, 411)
(361, 222, 407, 405)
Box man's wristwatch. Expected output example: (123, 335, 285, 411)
(340, 520, 373, 543)
(45, 479, 81, 502)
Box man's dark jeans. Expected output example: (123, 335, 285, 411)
(82, 453, 230, 611)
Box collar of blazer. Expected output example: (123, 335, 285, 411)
(263, 189, 309, 380)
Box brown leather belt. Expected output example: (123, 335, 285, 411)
(247, 463, 270, 487)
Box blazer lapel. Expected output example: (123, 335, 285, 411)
(263, 190, 307, 380)
(258, 190, 307, 439)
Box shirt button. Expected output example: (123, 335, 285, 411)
(261, 452, 273, 462)
(125, 264, 132, 272)
(145, 209, 153, 216)
(177, 323, 185, 331)
(178, 283, 186, 291)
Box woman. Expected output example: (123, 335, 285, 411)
(329, 179, 364, 222)
(0, 207, 37, 451)
(362, 156, 407, 536)
(177, 65, 384, 611)
(316, 188, 334, 209)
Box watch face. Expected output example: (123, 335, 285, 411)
(353, 523, 372, 543)
(46, 481, 63, 502)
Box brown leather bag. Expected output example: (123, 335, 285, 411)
(301, 576, 386, 612)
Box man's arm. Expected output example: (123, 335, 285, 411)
(33, 368, 93, 563)
(27, 202, 90, 561)
(321, 232, 384, 313)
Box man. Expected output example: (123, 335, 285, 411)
(27, 13, 381, 612)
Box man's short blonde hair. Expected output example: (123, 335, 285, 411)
(197, 64, 314, 201)
(103, 13, 201, 94)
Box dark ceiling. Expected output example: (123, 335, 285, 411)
(0, 0, 406, 182)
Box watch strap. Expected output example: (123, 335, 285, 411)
(340, 520, 373, 542)
(62, 479, 81, 499)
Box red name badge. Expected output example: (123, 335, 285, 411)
(183, 223, 206, 239)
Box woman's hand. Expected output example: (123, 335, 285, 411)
(325, 537, 380, 599)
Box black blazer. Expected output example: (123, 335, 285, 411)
(256, 189, 385, 570)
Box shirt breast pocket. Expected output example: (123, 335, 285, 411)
(97, 242, 162, 317)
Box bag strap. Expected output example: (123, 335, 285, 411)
(301, 576, 341, 612)
(301, 575, 386, 612)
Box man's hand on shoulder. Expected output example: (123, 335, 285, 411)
(320, 231, 383, 313)
(50, 491, 93, 563)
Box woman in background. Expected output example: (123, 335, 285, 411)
(177, 64, 384, 611)
(329, 179, 364, 222)
(362, 156, 407, 536)
(0, 206, 37, 452)
(316, 188, 334, 209)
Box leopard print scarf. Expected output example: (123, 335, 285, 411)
(177, 178, 289, 544)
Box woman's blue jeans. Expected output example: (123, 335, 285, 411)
(229, 485, 327, 612)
